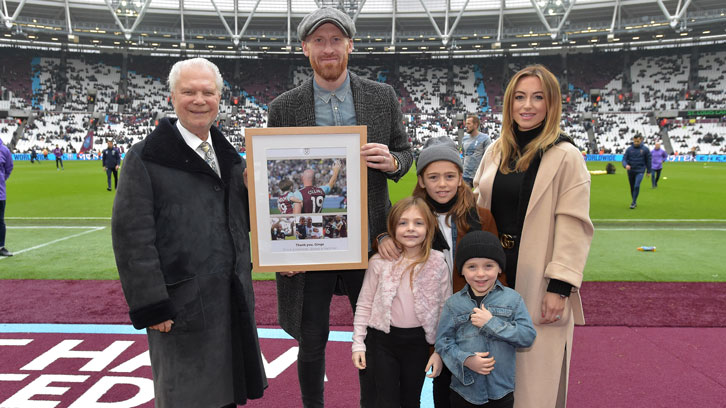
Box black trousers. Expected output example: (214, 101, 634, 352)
(450, 391, 514, 408)
(55, 157, 63, 169)
(366, 326, 430, 408)
(652, 168, 662, 187)
(297, 269, 374, 408)
(433, 363, 453, 407)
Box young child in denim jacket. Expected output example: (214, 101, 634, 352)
(435, 231, 536, 407)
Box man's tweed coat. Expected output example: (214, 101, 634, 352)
(267, 71, 414, 340)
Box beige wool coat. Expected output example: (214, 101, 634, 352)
(473, 141, 594, 408)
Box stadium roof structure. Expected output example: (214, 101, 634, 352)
(0, 0, 724, 57)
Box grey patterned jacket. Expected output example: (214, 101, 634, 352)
(267, 71, 413, 340)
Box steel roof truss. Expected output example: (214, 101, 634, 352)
(417, 0, 471, 46)
(656, 0, 693, 29)
(103, 0, 152, 40)
(1, 0, 28, 29)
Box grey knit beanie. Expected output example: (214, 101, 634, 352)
(416, 136, 463, 175)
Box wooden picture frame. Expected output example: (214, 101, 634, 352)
(245, 126, 368, 272)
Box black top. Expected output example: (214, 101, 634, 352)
(490, 123, 572, 296)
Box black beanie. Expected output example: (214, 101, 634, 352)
(455, 231, 506, 274)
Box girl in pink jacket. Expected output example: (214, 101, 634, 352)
(352, 196, 452, 407)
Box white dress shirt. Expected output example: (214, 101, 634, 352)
(176, 120, 220, 177)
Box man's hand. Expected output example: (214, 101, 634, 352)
(243, 168, 248, 189)
(280, 271, 306, 277)
(360, 143, 397, 173)
(149, 319, 174, 333)
(625, 164, 631, 170)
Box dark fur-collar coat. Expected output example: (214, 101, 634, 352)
(112, 118, 266, 407)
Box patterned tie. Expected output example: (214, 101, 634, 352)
(199, 141, 218, 175)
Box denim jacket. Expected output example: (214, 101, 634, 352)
(435, 281, 536, 405)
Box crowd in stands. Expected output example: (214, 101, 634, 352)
(1, 47, 725, 157)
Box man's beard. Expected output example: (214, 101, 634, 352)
(310, 53, 348, 81)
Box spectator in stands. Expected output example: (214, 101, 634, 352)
(53, 145, 64, 170)
(0, 138, 12, 257)
(462, 114, 492, 186)
(651, 141, 668, 188)
(102, 140, 121, 191)
(622, 135, 652, 209)
(473, 64, 593, 408)
(267, 7, 413, 407)
(111, 57, 266, 408)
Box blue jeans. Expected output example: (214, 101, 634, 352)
(627, 171, 645, 205)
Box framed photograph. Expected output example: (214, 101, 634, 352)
(245, 126, 368, 272)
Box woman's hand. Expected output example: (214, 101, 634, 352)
(541, 292, 566, 324)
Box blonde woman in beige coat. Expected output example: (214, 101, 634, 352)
(473, 64, 593, 408)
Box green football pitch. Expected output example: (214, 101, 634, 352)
(2, 160, 724, 282)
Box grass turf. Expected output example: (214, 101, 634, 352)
(2, 160, 724, 281)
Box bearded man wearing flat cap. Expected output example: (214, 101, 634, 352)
(267, 6, 413, 408)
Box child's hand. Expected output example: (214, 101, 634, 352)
(425, 352, 443, 378)
(352, 351, 367, 370)
(463, 352, 495, 375)
(377, 236, 402, 261)
(470, 307, 493, 328)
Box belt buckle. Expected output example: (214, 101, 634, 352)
(500, 234, 516, 249)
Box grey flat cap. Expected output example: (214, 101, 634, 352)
(297, 7, 356, 41)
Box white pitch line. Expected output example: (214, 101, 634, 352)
(0, 226, 105, 261)
(592, 219, 725, 222)
(8, 226, 101, 229)
(6, 217, 111, 220)
(596, 227, 726, 231)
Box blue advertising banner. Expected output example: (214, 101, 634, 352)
(12, 153, 246, 161)
(584, 154, 726, 163)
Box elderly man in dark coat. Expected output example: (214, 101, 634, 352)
(267, 7, 413, 407)
(112, 57, 266, 408)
